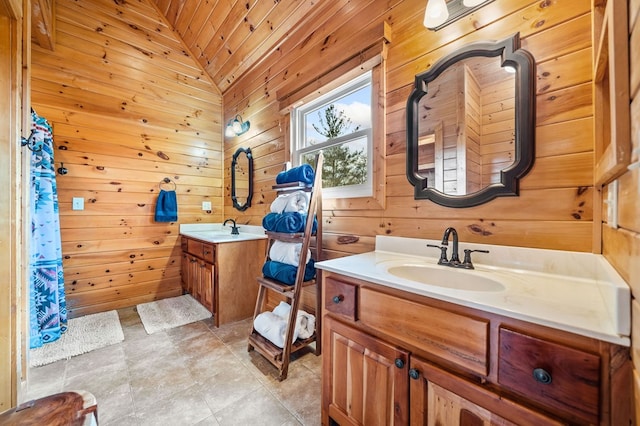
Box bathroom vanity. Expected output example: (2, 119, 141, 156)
(180, 224, 266, 327)
(316, 236, 631, 425)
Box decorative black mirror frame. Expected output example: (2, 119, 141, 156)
(231, 147, 253, 211)
(406, 33, 535, 208)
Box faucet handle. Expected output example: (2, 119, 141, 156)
(461, 249, 489, 269)
(427, 244, 448, 265)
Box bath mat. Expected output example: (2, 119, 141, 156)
(30, 310, 124, 367)
(136, 294, 212, 334)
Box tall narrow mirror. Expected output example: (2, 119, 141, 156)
(406, 33, 535, 207)
(231, 147, 253, 211)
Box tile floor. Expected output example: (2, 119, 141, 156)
(25, 307, 322, 425)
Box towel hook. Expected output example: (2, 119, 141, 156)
(20, 130, 43, 152)
(159, 177, 176, 191)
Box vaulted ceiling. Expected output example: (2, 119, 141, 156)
(150, 0, 336, 94)
(30, 0, 341, 95)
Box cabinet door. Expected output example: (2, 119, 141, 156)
(324, 317, 409, 426)
(199, 260, 214, 313)
(188, 254, 200, 301)
(181, 252, 190, 293)
(409, 357, 560, 426)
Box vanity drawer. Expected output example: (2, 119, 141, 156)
(184, 237, 215, 262)
(359, 288, 489, 376)
(498, 328, 600, 424)
(324, 277, 357, 321)
(202, 243, 215, 263)
(186, 238, 204, 257)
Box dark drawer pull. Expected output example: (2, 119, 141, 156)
(394, 358, 405, 369)
(409, 368, 420, 380)
(332, 295, 344, 304)
(533, 368, 552, 384)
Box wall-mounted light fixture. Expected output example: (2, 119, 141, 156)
(225, 115, 250, 137)
(423, 0, 494, 31)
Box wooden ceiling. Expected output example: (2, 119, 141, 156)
(151, 0, 335, 94)
(31, 0, 366, 95)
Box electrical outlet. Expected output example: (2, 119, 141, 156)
(202, 201, 212, 211)
(72, 197, 84, 211)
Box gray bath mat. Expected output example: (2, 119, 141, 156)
(136, 294, 212, 334)
(30, 310, 124, 367)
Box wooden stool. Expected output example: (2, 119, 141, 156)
(0, 391, 98, 425)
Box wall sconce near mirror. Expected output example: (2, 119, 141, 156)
(225, 115, 250, 137)
(231, 147, 253, 211)
(406, 33, 535, 208)
(423, 0, 494, 31)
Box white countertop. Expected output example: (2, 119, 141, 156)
(180, 223, 267, 243)
(315, 236, 630, 346)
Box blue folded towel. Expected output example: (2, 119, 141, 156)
(276, 164, 315, 185)
(262, 259, 316, 285)
(262, 212, 317, 233)
(155, 190, 178, 222)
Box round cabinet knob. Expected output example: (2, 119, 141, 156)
(332, 295, 343, 304)
(394, 358, 405, 369)
(533, 368, 552, 384)
(409, 368, 420, 380)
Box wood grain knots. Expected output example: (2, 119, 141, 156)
(216, 0, 600, 256)
(31, 0, 222, 316)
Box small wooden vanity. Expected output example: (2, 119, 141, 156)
(180, 233, 266, 327)
(321, 271, 630, 425)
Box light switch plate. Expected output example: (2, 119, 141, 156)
(202, 201, 212, 211)
(72, 197, 84, 211)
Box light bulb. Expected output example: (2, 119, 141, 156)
(423, 0, 449, 29)
(232, 119, 243, 134)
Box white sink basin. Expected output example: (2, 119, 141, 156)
(386, 264, 505, 292)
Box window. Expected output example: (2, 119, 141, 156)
(291, 71, 373, 199)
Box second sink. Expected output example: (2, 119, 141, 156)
(386, 264, 505, 292)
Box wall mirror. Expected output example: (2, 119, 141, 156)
(406, 33, 535, 208)
(231, 147, 253, 211)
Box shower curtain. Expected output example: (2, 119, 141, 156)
(29, 109, 67, 349)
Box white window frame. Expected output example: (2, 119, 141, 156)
(291, 71, 374, 199)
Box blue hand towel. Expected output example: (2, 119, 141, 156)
(155, 190, 178, 222)
(276, 164, 315, 185)
(262, 212, 317, 233)
(262, 259, 316, 285)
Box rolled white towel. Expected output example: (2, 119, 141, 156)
(296, 311, 316, 339)
(253, 311, 298, 348)
(269, 240, 311, 266)
(270, 190, 310, 213)
(272, 300, 291, 318)
(271, 301, 315, 340)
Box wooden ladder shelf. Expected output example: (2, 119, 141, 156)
(248, 153, 323, 381)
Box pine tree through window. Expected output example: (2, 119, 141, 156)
(292, 71, 373, 198)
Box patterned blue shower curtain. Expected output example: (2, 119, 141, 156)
(29, 110, 67, 349)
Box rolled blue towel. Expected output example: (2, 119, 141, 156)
(276, 164, 315, 185)
(262, 259, 316, 285)
(262, 212, 318, 234)
(262, 212, 304, 233)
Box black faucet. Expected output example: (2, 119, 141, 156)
(428, 227, 490, 269)
(223, 218, 239, 235)
(441, 227, 460, 264)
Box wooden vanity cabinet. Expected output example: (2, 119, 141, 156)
(321, 272, 630, 426)
(181, 236, 265, 327)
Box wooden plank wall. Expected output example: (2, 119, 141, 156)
(1, 0, 26, 411)
(223, 0, 596, 259)
(30, 0, 223, 317)
(603, 0, 639, 420)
